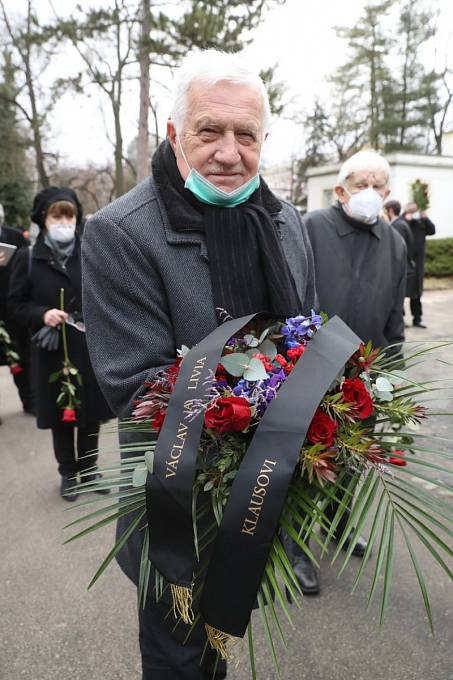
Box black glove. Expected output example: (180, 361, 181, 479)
(32, 326, 60, 351)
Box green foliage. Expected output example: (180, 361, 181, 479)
(424, 238, 453, 278)
(411, 178, 430, 210)
(298, 0, 451, 176)
(0, 52, 32, 226)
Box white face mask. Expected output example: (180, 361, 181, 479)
(47, 223, 76, 243)
(343, 187, 384, 224)
(412, 211, 421, 220)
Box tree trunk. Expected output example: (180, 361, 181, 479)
(113, 97, 124, 197)
(24, 41, 49, 187)
(137, 0, 151, 182)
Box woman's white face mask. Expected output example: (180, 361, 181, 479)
(343, 186, 384, 224)
(47, 223, 76, 243)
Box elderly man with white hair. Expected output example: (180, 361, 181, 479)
(295, 150, 406, 595)
(82, 49, 316, 679)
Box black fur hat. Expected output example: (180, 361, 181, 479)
(30, 186, 83, 230)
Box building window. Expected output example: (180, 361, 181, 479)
(322, 188, 334, 208)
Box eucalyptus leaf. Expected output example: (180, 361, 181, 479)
(145, 450, 154, 474)
(244, 334, 259, 348)
(220, 353, 249, 377)
(377, 391, 394, 402)
(132, 464, 148, 487)
(259, 338, 278, 360)
(243, 357, 269, 382)
(259, 328, 271, 344)
(178, 345, 190, 358)
(376, 377, 393, 393)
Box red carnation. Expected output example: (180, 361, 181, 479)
(388, 449, 407, 466)
(9, 363, 23, 376)
(152, 408, 167, 433)
(307, 408, 338, 447)
(61, 407, 77, 423)
(341, 378, 374, 419)
(287, 345, 305, 361)
(215, 363, 228, 383)
(204, 396, 251, 434)
(167, 357, 182, 386)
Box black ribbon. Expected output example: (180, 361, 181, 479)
(146, 314, 258, 587)
(200, 316, 361, 637)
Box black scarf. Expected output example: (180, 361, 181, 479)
(152, 140, 301, 321)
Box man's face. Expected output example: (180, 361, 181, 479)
(335, 169, 390, 204)
(404, 202, 418, 220)
(167, 80, 264, 192)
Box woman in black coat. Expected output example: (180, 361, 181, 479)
(8, 187, 113, 501)
(0, 211, 33, 414)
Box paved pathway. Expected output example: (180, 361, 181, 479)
(1, 291, 452, 680)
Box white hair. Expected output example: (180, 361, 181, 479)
(0, 203, 4, 225)
(337, 150, 391, 185)
(170, 49, 272, 136)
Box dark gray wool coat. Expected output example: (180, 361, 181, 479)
(304, 203, 406, 350)
(82, 176, 316, 585)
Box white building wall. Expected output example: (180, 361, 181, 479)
(389, 161, 453, 239)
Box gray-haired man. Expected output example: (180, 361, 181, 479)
(82, 49, 316, 679)
(297, 150, 407, 594)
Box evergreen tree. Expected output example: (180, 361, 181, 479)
(334, 0, 394, 150)
(0, 52, 32, 227)
(54, 0, 284, 197)
(383, 0, 437, 151)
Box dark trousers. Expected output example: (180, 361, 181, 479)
(410, 297, 422, 323)
(12, 362, 34, 411)
(139, 597, 227, 680)
(51, 421, 99, 476)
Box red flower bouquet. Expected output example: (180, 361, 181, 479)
(68, 314, 451, 676)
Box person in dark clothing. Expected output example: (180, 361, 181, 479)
(298, 150, 406, 596)
(0, 203, 34, 415)
(402, 202, 436, 328)
(385, 200, 417, 306)
(8, 187, 113, 501)
(81, 50, 316, 680)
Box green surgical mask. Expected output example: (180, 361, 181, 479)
(177, 136, 260, 208)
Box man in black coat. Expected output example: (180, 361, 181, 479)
(298, 150, 406, 595)
(0, 202, 33, 415)
(385, 199, 417, 303)
(402, 202, 436, 328)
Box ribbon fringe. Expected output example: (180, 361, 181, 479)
(205, 624, 237, 660)
(170, 584, 194, 624)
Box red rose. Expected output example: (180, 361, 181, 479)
(152, 408, 166, 433)
(61, 408, 77, 423)
(204, 396, 251, 434)
(388, 450, 407, 466)
(9, 363, 23, 375)
(306, 408, 338, 447)
(287, 345, 305, 361)
(341, 378, 374, 419)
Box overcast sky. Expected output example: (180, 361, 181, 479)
(5, 0, 453, 168)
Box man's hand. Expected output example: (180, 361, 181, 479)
(43, 308, 68, 327)
(0, 251, 6, 266)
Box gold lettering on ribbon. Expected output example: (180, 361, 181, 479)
(241, 459, 277, 536)
(187, 356, 207, 391)
(165, 422, 189, 478)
